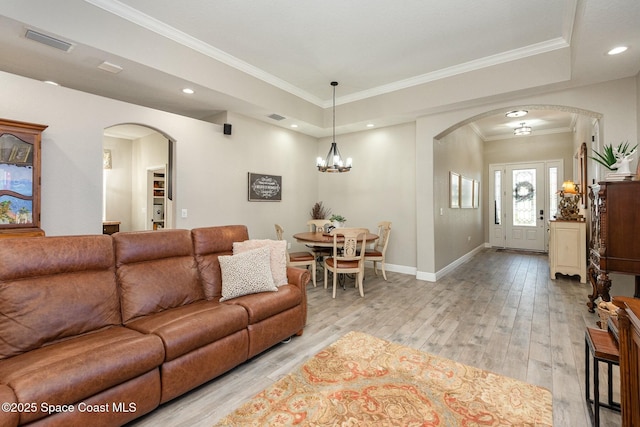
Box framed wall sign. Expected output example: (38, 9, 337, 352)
(248, 172, 282, 201)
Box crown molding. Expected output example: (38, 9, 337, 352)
(334, 37, 570, 107)
(84, 0, 325, 106)
(86, 0, 570, 110)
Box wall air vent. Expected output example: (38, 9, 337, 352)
(98, 61, 123, 74)
(267, 113, 286, 121)
(24, 29, 74, 52)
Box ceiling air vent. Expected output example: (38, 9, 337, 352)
(267, 113, 286, 121)
(24, 29, 74, 52)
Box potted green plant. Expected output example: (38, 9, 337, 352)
(329, 214, 346, 228)
(591, 142, 637, 171)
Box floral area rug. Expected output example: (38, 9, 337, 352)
(215, 331, 552, 426)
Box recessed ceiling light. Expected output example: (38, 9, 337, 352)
(608, 46, 628, 55)
(43, 80, 59, 86)
(290, 124, 298, 128)
(505, 110, 527, 118)
(366, 123, 375, 128)
(182, 88, 194, 94)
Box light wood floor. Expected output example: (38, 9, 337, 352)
(127, 248, 620, 426)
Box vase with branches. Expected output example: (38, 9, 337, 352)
(310, 202, 330, 219)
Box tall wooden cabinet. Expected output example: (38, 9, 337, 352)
(0, 119, 47, 238)
(612, 296, 640, 427)
(588, 181, 640, 311)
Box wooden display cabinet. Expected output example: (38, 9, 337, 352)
(0, 119, 47, 238)
(588, 181, 640, 311)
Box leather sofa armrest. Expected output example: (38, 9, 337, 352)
(0, 384, 19, 427)
(286, 266, 310, 290)
(286, 266, 309, 336)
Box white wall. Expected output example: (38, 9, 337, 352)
(433, 125, 484, 272)
(103, 136, 132, 231)
(316, 122, 417, 274)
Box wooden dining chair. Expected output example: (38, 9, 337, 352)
(274, 224, 317, 287)
(306, 219, 333, 259)
(364, 221, 391, 280)
(324, 227, 369, 298)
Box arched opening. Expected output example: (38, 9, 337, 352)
(102, 123, 175, 233)
(433, 104, 601, 253)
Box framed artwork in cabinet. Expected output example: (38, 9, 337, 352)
(0, 118, 48, 236)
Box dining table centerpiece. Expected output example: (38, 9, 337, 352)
(310, 201, 330, 220)
(330, 214, 346, 228)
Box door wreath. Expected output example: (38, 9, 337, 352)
(514, 181, 534, 202)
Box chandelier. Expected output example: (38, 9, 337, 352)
(514, 122, 532, 136)
(317, 81, 352, 172)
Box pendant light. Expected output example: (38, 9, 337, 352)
(316, 81, 352, 172)
(514, 122, 532, 136)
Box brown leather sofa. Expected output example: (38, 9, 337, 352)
(0, 225, 309, 426)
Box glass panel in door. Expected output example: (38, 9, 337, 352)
(505, 163, 545, 251)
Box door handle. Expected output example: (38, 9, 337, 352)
(539, 209, 544, 220)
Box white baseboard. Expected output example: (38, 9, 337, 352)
(366, 244, 486, 283)
(365, 261, 416, 276)
(416, 244, 485, 282)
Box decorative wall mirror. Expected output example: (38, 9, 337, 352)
(579, 142, 587, 207)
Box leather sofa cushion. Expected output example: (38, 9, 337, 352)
(225, 284, 302, 324)
(0, 326, 164, 425)
(0, 235, 121, 360)
(114, 230, 205, 323)
(125, 301, 248, 362)
(192, 225, 249, 300)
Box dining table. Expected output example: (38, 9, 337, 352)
(293, 230, 379, 288)
(293, 231, 379, 247)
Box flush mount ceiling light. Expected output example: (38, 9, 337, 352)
(505, 110, 528, 118)
(514, 122, 532, 136)
(608, 46, 628, 55)
(316, 81, 352, 173)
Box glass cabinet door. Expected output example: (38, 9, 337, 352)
(0, 119, 47, 234)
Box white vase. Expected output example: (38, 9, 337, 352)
(333, 221, 344, 228)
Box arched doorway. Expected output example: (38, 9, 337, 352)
(435, 105, 601, 251)
(102, 123, 175, 232)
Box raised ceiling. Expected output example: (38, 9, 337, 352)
(0, 0, 638, 138)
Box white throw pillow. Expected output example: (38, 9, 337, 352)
(233, 239, 288, 286)
(219, 246, 278, 302)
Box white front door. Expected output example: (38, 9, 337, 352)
(505, 163, 545, 251)
(490, 161, 563, 251)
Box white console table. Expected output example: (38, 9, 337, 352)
(549, 219, 587, 283)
